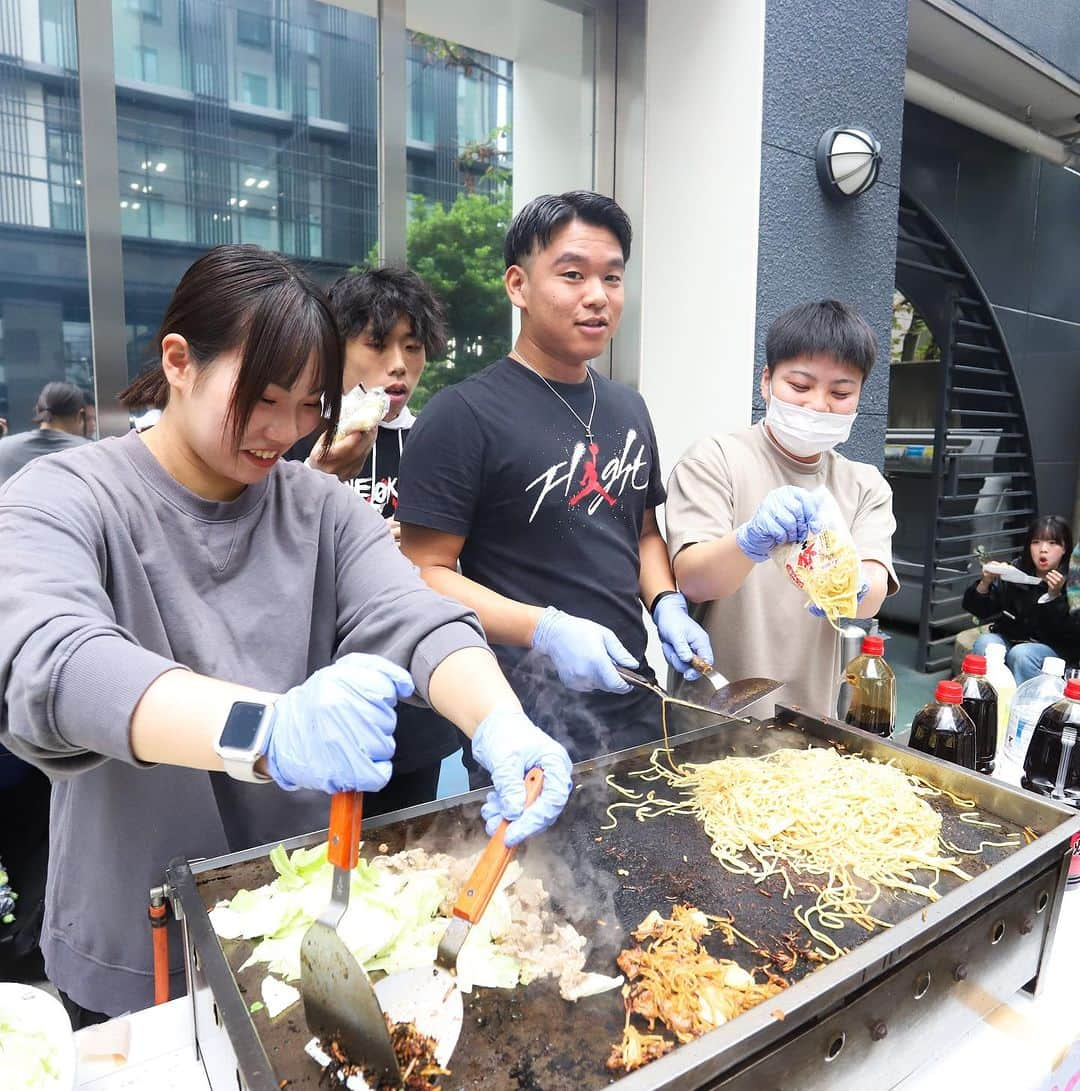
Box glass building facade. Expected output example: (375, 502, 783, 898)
(0, 0, 513, 429)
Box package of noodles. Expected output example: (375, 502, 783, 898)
(774, 487, 859, 629)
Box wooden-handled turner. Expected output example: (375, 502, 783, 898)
(373, 768, 545, 1064)
(300, 791, 400, 1083)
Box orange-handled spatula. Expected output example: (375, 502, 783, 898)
(300, 791, 399, 1083)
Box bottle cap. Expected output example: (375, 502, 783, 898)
(935, 680, 963, 705)
(961, 654, 986, 676)
(1065, 679, 1080, 701)
(861, 635, 885, 656)
(1041, 657, 1066, 678)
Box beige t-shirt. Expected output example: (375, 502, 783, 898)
(665, 422, 898, 718)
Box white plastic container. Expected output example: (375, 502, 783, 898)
(983, 642, 1017, 755)
(1002, 655, 1066, 766)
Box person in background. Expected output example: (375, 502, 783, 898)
(1068, 541, 1080, 618)
(0, 381, 91, 485)
(0, 380, 91, 983)
(0, 244, 572, 1024)
(665, 300, 898, 718)
(964, 515, 1077, 682)
(289, 266, 458, 814)
(396, 190, 713, 778)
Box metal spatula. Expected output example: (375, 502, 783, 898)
(616, 663, 783, 719)
(300, 791, 400, 1084)
(684, 655, 784, 717)
(372, 768, 545, 1065)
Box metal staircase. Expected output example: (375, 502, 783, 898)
(894, 192, 1038, 672)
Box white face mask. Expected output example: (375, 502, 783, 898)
(764, 386, 857, 457)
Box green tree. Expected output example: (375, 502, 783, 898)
(404, 189, 512, 409)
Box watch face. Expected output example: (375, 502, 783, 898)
(220, 701, 267, 751)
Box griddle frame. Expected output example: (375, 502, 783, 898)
(166, 706, 1080, 1091)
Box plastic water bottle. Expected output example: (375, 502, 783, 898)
(983, 643, 1016, 754)
(1002, 656, 1066, 766)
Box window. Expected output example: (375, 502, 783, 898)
(239, 72, 269, 107)
(125, 0, 161, 21)
(136, 46, 158, 83)
(236, 10, 272, 49)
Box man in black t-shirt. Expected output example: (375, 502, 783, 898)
(397, 191, 713, 771)
(288, 267, 458, 814)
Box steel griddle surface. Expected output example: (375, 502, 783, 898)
(196, 711, 1032, 1090)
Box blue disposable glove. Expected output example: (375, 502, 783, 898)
(531, 606, 636, 693)
(264, 653, 413, 794)
(652, 592, 714, 681)
(471, 710, 574, 847)
(735, 486, 824, 563)
(808, 565, 871, 619)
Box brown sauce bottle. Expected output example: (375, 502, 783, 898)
(908, 680, 977, 770)
(956, 653, 998, 774)
(844, 635, 896, 737)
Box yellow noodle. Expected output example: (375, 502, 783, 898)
(625, 746, 973, 946)
(789, 529, 860, 631)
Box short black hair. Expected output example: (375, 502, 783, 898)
(120, 245, 342, 447)
(33, 381, 87, 422)
(328, 266, 447, 359)
(504, 191, 632, 269)
(765, 299, 877, 380)
(1017, 515, 1074, 576)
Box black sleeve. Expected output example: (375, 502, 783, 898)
(396, 388, 486, 537)
(962, 576, 1002, 620)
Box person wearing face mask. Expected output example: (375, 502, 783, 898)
(665, 300, 898, 717)
(0, 245, 573, 1024)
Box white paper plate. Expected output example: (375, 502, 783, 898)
(984, 562, 1042, 586)
(0, 982, 77, 1090)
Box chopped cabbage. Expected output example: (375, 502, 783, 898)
(0, 1019, 60, 1090)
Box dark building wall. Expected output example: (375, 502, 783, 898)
(955, 1, 1080, 82)
(752, 0, 909, 468)
(900, 102, 1080, 522)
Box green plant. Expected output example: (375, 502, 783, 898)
(405, 189, 512, 409)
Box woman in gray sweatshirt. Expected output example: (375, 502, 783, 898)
(0, 245, 572, 1021)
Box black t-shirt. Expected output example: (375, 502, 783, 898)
(396, 357, 666, 761)
(285, 420, 459, 772)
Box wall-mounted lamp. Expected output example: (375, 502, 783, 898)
(815, 127, 881, 199)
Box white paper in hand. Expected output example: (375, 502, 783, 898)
(983, 562, 1042, 586)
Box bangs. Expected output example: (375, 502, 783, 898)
(1030, 517, 1069, 547)
(224, 277, 343, 447)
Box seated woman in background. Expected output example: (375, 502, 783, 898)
(963, 514, 1077, 683)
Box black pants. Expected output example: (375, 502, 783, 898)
(364, 763, 442, 818)
(0, 765, 50, 985)
(59, 989, 109, 1030)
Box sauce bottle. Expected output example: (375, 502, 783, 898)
(844, 635, 896, 737)
(956, 654, 997, 774)
(908, 680, 977, 770)
(1022, 679, 1080, 809)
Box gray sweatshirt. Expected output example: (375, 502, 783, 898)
(0, 430, 486, 1015)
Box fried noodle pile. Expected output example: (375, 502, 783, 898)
(608, 905, 786, 1073)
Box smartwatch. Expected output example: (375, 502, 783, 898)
(215, 700, 275, 783)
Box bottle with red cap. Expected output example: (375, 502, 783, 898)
(908, 680, 977, 770)
(1022, 679, 1080, 809)
(955, 654, 997, 775)
(843, 634, 896, 737)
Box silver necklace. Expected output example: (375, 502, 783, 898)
(511, 351, 597, 443)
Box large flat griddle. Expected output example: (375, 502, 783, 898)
(167, 704, 1080, 1091)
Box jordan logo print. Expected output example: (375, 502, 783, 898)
(569, 443, 616, 508)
